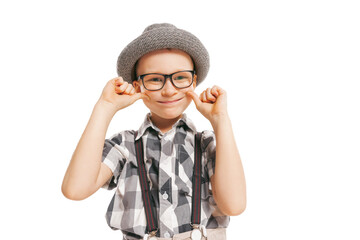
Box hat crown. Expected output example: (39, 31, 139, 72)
(118, 23, 209, 85)
(143, 23, 177, 33)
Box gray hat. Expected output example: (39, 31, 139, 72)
(117, 23, 209, 85)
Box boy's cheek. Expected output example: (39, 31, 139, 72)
(184, 90, 194, 102)
(140, 88, 153, 103)
(139, 85, 145, 93)
(185, 85, 195, 92)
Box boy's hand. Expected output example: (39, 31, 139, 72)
(187, 85, 228, 124)
(97, 77, 147, 113)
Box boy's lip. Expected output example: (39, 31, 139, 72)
(157, 97, 184, 104)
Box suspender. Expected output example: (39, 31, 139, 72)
(192, 132, 202, 226)
(135, 134, 157, 233)
(134, 131, 203, 236)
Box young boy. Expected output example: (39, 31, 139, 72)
(62, 23, 246, 240)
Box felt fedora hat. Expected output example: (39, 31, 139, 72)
(117, 23, 209, 85)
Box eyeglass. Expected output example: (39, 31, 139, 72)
(137, 70, 195, 91)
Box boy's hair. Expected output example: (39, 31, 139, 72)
(117, 23, 209, 85)
(133, 48, 196, 80)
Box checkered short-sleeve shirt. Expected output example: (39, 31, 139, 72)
(101, 113, 230, 239)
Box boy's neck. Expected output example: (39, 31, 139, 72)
(150, 113, 183, 134)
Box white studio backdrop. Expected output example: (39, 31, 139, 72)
(0, 0, 359, 239)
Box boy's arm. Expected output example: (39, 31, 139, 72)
(210, 114, 246, 216)
(188, 87, 246, 216)
(62, 77, 144, 200)
(61, 101, 116, 200)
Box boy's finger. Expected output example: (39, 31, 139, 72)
(130, 88, 136, 95)
(112, 77, 124, 86)
(140, 93, 150, 101)
(210, 87, 219, 97)
(115, 86, 123, 94)
(206, 88, 216, 102)
(199, 91, 205, 101)
(118, 82, 129, 93)
(201, 91, 211, 103)
(129, 92, 143, 102)
(212, 85, 225, 96)
(187, 91, 202, 107)
(123, 84, 133, 95)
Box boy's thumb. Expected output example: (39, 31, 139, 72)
(140, 93, 150, 101)
(130, 92, 144, 103)
(187, 91, 201, 107)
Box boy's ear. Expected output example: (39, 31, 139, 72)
(193, 74, 197, 88)
(132, 80, 142, 93)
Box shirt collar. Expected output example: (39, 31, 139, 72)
(135, 113, 197, 140)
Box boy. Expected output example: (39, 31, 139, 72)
(62, 23, 246, 240)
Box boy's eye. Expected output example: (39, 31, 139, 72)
(174, 76, 186, 80)
(145, 77, 164, 83)
(151, 78, 163, 82)
(173, 74, 191, 81)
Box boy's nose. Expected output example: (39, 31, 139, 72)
(161, 77, 177, 96)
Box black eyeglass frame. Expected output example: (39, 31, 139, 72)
(137, 70, 196, 91)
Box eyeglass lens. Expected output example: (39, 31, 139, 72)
(143, 71, 193, 90)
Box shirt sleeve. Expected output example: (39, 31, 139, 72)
(202, 130, 216, 180)
(101, 132, 126, 190)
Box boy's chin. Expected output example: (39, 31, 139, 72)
(156, 112, 183, 120)
(151, 110, 184, 121)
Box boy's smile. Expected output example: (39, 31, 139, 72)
(133, 48, 197, 132)
(157, 97, 184, 104)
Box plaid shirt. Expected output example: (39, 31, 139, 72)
(101, 113, 230, 239)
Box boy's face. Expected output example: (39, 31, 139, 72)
(133, 49, 196, 122)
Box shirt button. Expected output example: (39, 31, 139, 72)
(164, 231, 171, 238)
(162, 191, 168, 200)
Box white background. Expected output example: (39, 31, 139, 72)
(1, 0, 359, 239)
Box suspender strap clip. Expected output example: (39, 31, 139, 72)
(143, 229, 158, 240)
